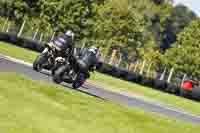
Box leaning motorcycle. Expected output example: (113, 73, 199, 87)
(52, 56, 90, 89)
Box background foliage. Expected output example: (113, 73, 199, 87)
(0, 0, 199, 77)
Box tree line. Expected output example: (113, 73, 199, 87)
(0, 0, 199, 78)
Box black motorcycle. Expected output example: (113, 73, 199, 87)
(52, 55, 90, 89)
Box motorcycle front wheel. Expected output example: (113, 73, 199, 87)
(33, 54, 48, 72)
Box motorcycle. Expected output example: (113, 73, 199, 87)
(52, 56, 90, 89)
(33, 41, 73, 75)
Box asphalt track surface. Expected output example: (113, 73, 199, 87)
(0, 56, 200, 124)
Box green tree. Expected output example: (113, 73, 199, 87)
(163, 19, 200, 77)
(161, 4, 197, 50)
(93, 0, 145, 56)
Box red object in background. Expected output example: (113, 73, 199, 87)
(181, 81, 193, 91)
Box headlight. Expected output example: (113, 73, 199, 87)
(55, 57, 65, 62)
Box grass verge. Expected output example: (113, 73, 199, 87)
(0, 72, 200, 132)
(90, 72, 200, 115)
(0, 42, 38, 63)
(1, 41, 200, 116)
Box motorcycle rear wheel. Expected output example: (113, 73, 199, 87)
(72, 73, 86, 89)
(53, 65, 67, 84)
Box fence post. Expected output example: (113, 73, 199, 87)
(160, 67, 167, 80)
(39, 33, 43, 43)
(146, 62, 152, 78)
(2, 17, 8, 32)
(128, 62, 134, 71)
(17, 20, 26, 37)
(109, 49, 117, 65)
(116, 53, 122, 67)
(50, 32, 55, 41)
(32, 28, 39, 40)
(139, 60, 146, 75)
(167, 67, 174, 83)
(181, 74, 187, 86)
(6, 22, 10, 33)
(134, 61, 139, 73)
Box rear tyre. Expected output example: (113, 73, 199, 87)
(53, 65, 67, 84)
(72, 80, 81, 89)
(72, 73, 86, 89)
(33, 54, 47, 72)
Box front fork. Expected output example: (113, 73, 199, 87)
(42, 47, 55, 70)
(42, 48, 49, 54)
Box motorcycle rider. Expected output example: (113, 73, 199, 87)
(33, 30, 75, 72)
(49, 30, 75, 73)
(73, 46, 100, 76)
(51, 30, 75, 58)
(52, 43, 101, 86)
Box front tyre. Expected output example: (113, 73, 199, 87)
(33, 54, 47, 72)
(53, 65, 67, 84)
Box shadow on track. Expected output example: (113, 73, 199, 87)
(40, 70, 106, 101)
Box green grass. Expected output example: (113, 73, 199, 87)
(0, 72, 200, 133)
(90, 72, 200, 115)
(1, 41, 200, 116)
(0, 41, 38, 62)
